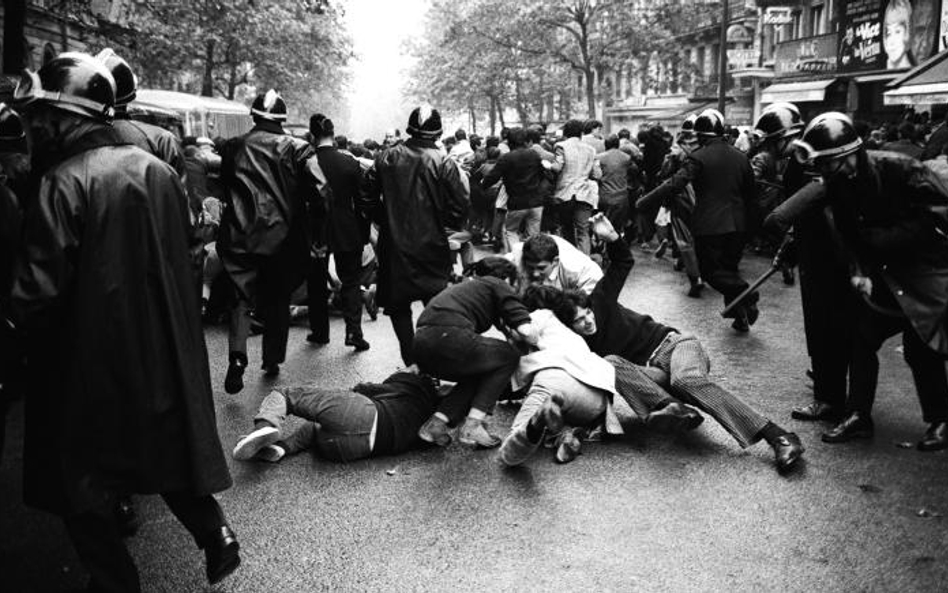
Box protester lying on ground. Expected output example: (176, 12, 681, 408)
(412, 257, 537, 449)
(505, 232, 603, 294)
(535, 212, 805, 473)
(232, 370, 441, 463)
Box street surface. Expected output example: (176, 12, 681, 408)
(2, 248, 947, 592)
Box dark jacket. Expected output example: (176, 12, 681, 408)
(218, 122, 324, 301)
(921, 122, 948, 161)
(112, 118, 187, 182)
(10, 124, 230, 514)
(597, 148, 633, 202)
(359, 137, 469, 307)
(481, 147, 549, 210)
(639, 138, 755, 236)
(827, 150, 948, 354)
(583, 238, 674, 364)
(316, 144, 368, 253)
(417, 276, 531, 333)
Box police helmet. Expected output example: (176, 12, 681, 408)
(791, 112, 862, 164)
(251, 89, 288, 122)
(13, 52, 116, 121)
(755, 102, 803, 141)
(96, 48, 138, 107)
(694, 108, 725, 137)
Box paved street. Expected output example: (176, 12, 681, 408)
(2, 248, 947, 592)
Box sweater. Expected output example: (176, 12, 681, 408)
(584, 238, 675, 365)
(416, 276, 531, 333)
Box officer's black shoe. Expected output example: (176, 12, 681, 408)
(114, 495, 138, 538)
(224, 353, 247, 394)
(746, 302, 760, 326)
(204, 525, 241, 584)
(305, 333, 329, 345)
(262, 363, 280, 377)
(791, 401, 842, 422)
(731, 310, 750, 332)
(917, 421, 948, 452)
(345, 333, 370, 351)
(687, 278, 704, 298)
(822, 411, 874, 443)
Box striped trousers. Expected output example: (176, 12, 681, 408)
(608, 333, 769, 448)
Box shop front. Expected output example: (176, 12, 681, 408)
(762, 33, 846, 120)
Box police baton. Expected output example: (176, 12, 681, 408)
(720, 230, 795, 318)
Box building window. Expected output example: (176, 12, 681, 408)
(810, 4, 825, 35)
(696, 46, 706, 78)
(791, 11, 803, 39)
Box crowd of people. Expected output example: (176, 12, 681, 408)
(0, 48, 946, 591)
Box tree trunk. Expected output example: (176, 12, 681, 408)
(496, 95, 506, 130)
(584, 68, 596, 119)
(201, 39, 216, 97)
(488, 95, 497, 135)
(468, 98, 476, 135)
(514, 77, 529, 126)
(3, 0, 28, 74)
(227, 63, 238, 100)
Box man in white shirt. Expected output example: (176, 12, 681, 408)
(506, 233, 603, 295)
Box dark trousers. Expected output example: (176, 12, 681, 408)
(848, 288, 948, 422)
(413, 326, 520, 424)
(228, 257, 294, 365)
(555, 199, 593, 255)
(694, 232, 752, 311)
(307, 250, 365, 341)
(386, 297, 435, 367)
(63, 492, 225, 593)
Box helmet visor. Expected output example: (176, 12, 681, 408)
(12, 71, 41, 106)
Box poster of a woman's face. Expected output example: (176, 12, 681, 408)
(884, 0, 914, 69)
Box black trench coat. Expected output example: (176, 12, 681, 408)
(11, 125, 231, 515)
(359, 138, 469, 307)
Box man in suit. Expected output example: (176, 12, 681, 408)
(551, 119, 602, 255)
(638, 109, 759, 332)
(597, 134, 635, 233)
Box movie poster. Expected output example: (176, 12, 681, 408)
(839, 0, 939, 71)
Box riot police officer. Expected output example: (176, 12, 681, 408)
(791, 112, 948, 451)
(11, 52, 238, 591)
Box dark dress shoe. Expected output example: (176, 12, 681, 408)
(114, 495, 138, 537)
(731, 310, 750, 332)
(262, 363, 280, 377)
(306, 333, 330, 344)
(205, 526, 241, 584)
(345, 334, 370, 351)
(917, 422, 948, 452)
(224, 361, 245, 394)
(791, 401, 842, 422)
(746, 302, 760, 326)
(772, 432, 804, 472)
(822, 412, 874, 443)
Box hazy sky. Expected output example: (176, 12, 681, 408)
(345, 0, 430, 141)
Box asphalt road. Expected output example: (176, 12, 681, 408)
(2, 247, 947, 592)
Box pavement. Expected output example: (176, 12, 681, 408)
(2, 246, 947, 593)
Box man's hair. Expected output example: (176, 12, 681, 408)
(444, 136, 457, 148)
(898, 121, 917, 142)
(508, 127, 528, 149)
(604, 134, 620, 150)
(501, 127, 511, 140)
(617, 128, 631, 140)
(455, 128, 467, 141)
(522, 234, 559, 265)
(486, 146, 501, 160)
(563, 119, 584, 139)
(526, 125, 544, 144)
(472, 257, 518, 283)
(637, 130, 649, 143)
(335, 134, 348, 149)
(310, 113, 334, 138)
(364, 139, 380, 151)
(470, 134, 482, 149)
(522, 284, 564, 312)
(485, 135, 501, 148)
(584, 119, 603, 134)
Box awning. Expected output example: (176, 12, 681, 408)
(884, 49, 948, 105)
(852, 72, 902, 84)
(645, 101, 719, 126)
(760, 78, 836, 104)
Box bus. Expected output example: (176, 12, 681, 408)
(129, 89, 252, 140)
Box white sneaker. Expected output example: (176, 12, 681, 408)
(233, 426, 280, 461)
(254, 444, 286, 463)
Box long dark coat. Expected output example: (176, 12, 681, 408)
(218, 122, 323, 303)
(359, 138, 469, 307)
(11, 124, 231, 515)
(827, 150, 948, 354)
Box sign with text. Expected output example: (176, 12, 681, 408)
(764, 7, 794, 25)
(727, 48, 761, 67)
(775, 33, 839, 78)
(838, 0, 940, 72)
(941, 0, 948, 51)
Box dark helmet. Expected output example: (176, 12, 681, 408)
(694, 108, 725, 137)
(754, 102, 803, 141)
(95, 48, 137, 106)
(792, 112, 862, 164)
(250, 89, 287, 122)
(13, 52, 116, 121)
(407, 104, 443, 140)
(680, 113, 698, 133)
(0, 103, 25, 143)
